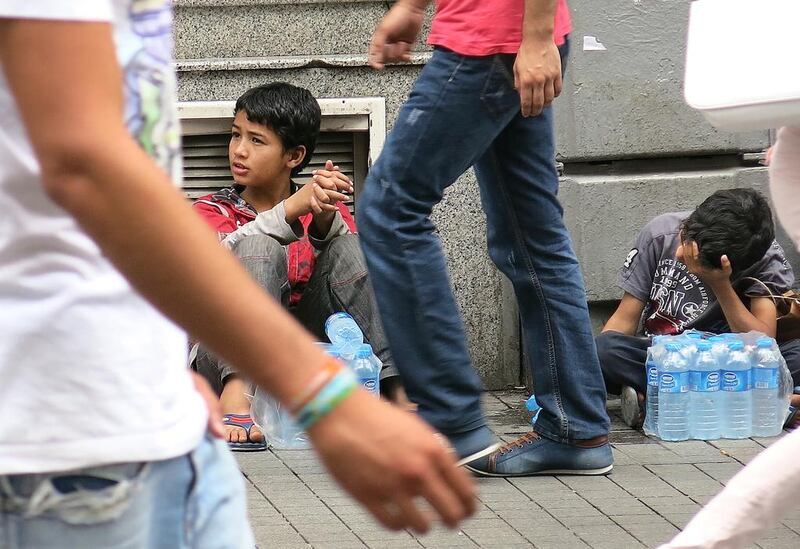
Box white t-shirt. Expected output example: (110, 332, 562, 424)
(0, 0, 206, 474)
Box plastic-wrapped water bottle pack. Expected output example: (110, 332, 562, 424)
(645, 330, 793, 441)
(251, 312, 382, 449)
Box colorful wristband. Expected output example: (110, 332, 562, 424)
(294, 367, 358, 431)
(289, 356, 343, 415)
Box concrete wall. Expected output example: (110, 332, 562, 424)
(174, 0, 799, 389)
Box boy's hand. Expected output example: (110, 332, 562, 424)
(308, 160, 353, 236)
(368, 1, 425, 69)
(310, 159, 354, 214)
(284, 165, 350, 226)
(683, 241, 733, 288)
(307, 389, 476, 532)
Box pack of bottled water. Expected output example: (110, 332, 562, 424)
(325, 312, 382, 396)
(645, 330, 792, 441)
(250, 312, 382, 449)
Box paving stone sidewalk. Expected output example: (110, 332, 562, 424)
(237, 390, 800, 548)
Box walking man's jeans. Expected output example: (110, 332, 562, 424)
(358, 46, 610, 443)
(0, 435, 253, 549)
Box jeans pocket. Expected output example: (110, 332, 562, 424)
(21, 464, 147, 525)
(51, 474, 121, 495)
(480, 55, 517, 121)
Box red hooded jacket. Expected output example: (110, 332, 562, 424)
(193, 186, 356, 305)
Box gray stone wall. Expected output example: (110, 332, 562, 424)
(174, 0, 798, 389)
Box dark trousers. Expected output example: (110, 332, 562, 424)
(596, 330, 800, 395)
(195, 233, 396, 395)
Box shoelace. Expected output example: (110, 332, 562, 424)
(498, 431, 540, 455)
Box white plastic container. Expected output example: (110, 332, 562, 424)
(684, 0, 800, 131)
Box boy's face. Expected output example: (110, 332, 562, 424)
(228, 110, 302, 187)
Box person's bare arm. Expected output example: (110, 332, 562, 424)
(602, 293, 646, 336)
(515, 0, 562, 117)
(0, 19, 475, 532)
(713, 286, 777, 337)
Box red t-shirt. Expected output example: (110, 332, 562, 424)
(428, 0, 572, 56)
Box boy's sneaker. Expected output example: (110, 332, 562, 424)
(445, 425, 502, 465)
(463, 431, 613, 477)
(620, 385, 644, 429)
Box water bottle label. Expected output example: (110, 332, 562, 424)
(721, 370, 752, 392)
(690, 371, 720, 392)
(361, 377, 378, 393)
(647, 364, 659, 386)
(659, 372, 689, 393)
(753, 368, 779, 390)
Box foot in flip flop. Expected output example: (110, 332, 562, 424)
(219, 376, 267, 451)
(223, 414, 267, 452)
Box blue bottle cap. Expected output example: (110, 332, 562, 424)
(708, 335, 725, 343)
(665, 342, 682, 352)
(722, 333, 740, 340)
(727, 340, 744, 351)
(696, 340, 712, 351)
(756, 337, 774, 348)
(525, 395, 539, 412)
(685, 331, 703, 339)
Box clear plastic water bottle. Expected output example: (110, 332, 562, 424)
(689, 340, 721, 440)
(752, 337, 783, 437)
(351, 343, 380, 396)
(325, 312, 363, 356)
(525, 395, 541, 424)
(644, 335, 669, 436)
(657, 342, 691, 441)
(709, 335, 729, 364)
(721, 340, 753, 439)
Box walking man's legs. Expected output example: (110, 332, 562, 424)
(358, 49, 516, 458)
(464, 97, 612, 475)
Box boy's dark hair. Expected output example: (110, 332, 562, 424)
(681, 188, 775, 274)
(234, 82, 321, 176)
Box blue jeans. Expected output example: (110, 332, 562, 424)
(0, 435, 253, 548)
(358, 45, 610, 443)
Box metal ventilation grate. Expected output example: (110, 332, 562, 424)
(182, 130, 365, 215)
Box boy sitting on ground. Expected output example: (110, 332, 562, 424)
(596, 188, 800, 429)
(192, 82, 406, 450)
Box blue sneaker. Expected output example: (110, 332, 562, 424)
(443, 425, 502, 464)
(463, 431, 613, 477)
